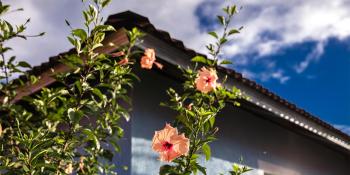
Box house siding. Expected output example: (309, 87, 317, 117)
(130, 67, 350, 175)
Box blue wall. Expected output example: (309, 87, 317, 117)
(129, 68, 349, 175)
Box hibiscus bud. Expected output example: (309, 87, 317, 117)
(186, 103, 193, 110)
(118, 58, 129, 65)
(111, 51, 125, 57)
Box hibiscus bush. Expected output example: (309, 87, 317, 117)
(150, 5, 251, 175)
(0, 0, 251, 174)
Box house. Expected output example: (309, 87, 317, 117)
(12, 11, 350, 175)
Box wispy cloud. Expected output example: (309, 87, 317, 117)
(241, 69, 290, 84)
(271, 70, 290, 84)
(294, 41, 326, 73)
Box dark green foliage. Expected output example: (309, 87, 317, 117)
(0, 0, 143, 174)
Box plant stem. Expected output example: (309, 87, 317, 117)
(183, 113, 203, 173)
(213, 13, 234, 63)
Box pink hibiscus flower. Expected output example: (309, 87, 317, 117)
(195, 67, 218, 93)
(152, 124, 189, 162)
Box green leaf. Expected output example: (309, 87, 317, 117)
(177, 115, 192, 129)
(93, 25, 115, 33)
(208, 31, 218, 39)
(194, 163, 207, 175)
(92, 88, 105, 100)
(191, 55, 207, 64)
(83, 11, 90, 24)
(88, 5, 98, 21)
(82, 128, 100, 150)
(220, 38, 228, 44)
(159, 165, 175, 175)
(23, 164, 30, 172)
(233, 163, 240, 173)
(202, 143, 211, 161)
(65, 19, 71, 27)
(31, 149, 49, 162)
(67, 36, 76, 47)
(75, 81, 82, 94)
(223, 6, 230, 14)
(72, 28, 87, 41)
(8, 56, 15, 64)
(39, 32, 45, 36)
(67, 108, 83, 124)
(220, 60, 232, 65)
(64, 54, 83, 67)
(217, 15, 225, 25)
(228, 29, 240, 35)
(209, 116, 215, 127)
(30, 75, 39, 84)
(17, 61, 31, 68)
(0, 5, 10, 16)
(101, 0, 112, 8)
(230, 5, 237, 15)
(93, 32, 105, 45)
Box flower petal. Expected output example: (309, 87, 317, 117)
(152, 124, 178, 151)
(171, 133, 189, 156)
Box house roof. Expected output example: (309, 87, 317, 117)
(11, 11, 350, 151)
(105, 11, 350, 142)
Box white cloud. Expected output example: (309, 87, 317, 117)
(4, 0, 350, 83)
(271, 70, 290, 84)
(197, 0, 350, 82)
(222, 0, 350, 73)
(294, 41, 325, 73)
(240, 69, 257, 80)
(241, 69, 290, 84)
(4, 0, 207, 65)
(4, 0, 83, 65)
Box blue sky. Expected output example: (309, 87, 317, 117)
(248, 38, 350, 125)
(195, 0, 350, 133)
(5, 0, 350, 134)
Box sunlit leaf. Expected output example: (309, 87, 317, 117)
(202, 143, 211, 161)
(72, 28, 87, 41)
(217, 15, 225, 25)
(208, 31, 218, 39)
(191, 55, 207, 64)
